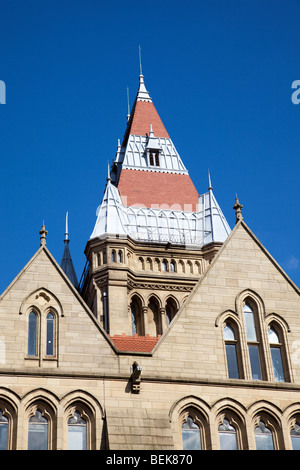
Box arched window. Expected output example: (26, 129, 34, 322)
(131, 302, 137, 335)
(187, 260, 193, 274)
(146, 257, 153, 271)
(290, 421, 300, 450)
(165, 298, 177, 326)
(254, 420, 274, 450)
(118, 250, 122, 263)
(28, 311, 37, 356)
(178, 260, 185, 274)
(138, 257, 145, 270)
(243, 302, 262, 380)
(111, 250, 116, 263)
(170, 260, 176, 272)
(0, 409, 8, 450)
(218, 417, 238, 450)
(46, 312, 54, 356)
(224, 322, 240, 379)
(148, 296, 161, 336)
(162, 260, 168, 272)
(181, 416, 201, 450)
(130, 296, 144, 336)
(28, 409, 48, 450)
(268, 325, 285, 382)
(68, 410, 87, 450)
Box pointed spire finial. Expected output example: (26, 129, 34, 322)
(64, 211, 69, 242)
(107, 162, 111, 182)
(138, 45, 143, 76)
(208, 170, 213, 191)
(233, 195, 243, 223)
(126, 87, 130, 121)
(39, 223, 48, 247)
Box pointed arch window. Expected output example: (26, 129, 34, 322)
(268, 325, 285, 382)
(0, 409, 8, 450)
(218, 418, 238, 450)
(130, 296, 144, 336)
(68, 411, 87, 450)
(148, 297, 161, 336)
(165, 298, 177, 326)
(28, 311, 37, 356)
(131, 302, 137, 335)
(46, 313, 54, 356)
(181, 416, 201, 450)
(254, 420, 274, 450)
(243, 303, 262, 380)
(28, 409, 48, 450)
(224, 323, 240, 379)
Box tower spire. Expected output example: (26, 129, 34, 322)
(64, 211, 69, 242)
(60, 212, 78, 288)
(138, 45, 143, 76)
(208, 170, 213, 191)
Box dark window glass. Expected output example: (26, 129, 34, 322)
(248, 345, 262, 380)
(225, 344, 239, 379)
(131, 304, 137, 335)
(46, 313, 54, 356)
(28, 312, 37, 356)
(224, 324, 240, 379)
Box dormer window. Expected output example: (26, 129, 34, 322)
(146, 125, 162, 168)
(149, 151, 160, 167)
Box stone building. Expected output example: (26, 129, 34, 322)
(0, 72, 300, 451)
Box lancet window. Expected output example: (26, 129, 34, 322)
(223, 322, 241, 379)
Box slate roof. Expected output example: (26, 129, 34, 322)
(60, 240, 78, 288)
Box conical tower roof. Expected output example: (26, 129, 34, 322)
(112, 74, 199, 212)
(91, 72, 231, 247)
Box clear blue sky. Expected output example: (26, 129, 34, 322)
(0, 0, 299, 293)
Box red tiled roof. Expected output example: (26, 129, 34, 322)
(109, 333, 161, 352)
(117, 169, 199, 211)
(128, 100, 169, 138)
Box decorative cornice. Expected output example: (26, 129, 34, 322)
(127, 277, 194, 292)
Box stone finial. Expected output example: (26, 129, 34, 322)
(39, 224, 48, 247)
(233, 196, 243, 224)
